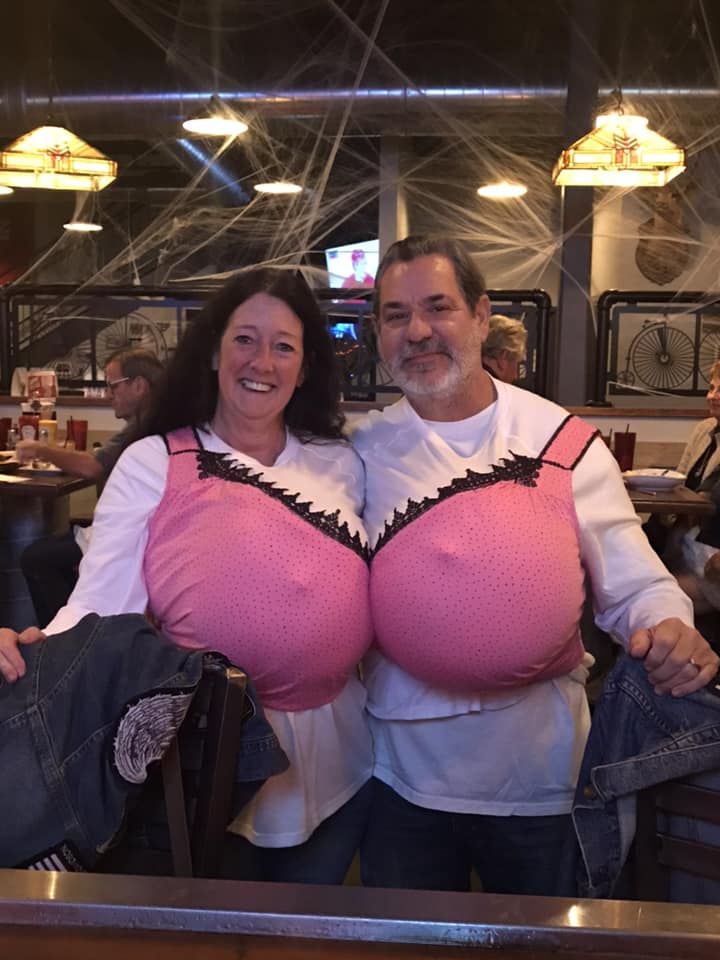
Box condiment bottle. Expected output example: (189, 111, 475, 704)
(39, 418, 57, 445)
(18, 405, 40, 441)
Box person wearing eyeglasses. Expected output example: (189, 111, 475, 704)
(15, 348, 163, 480)
(16, 348, 164, 627)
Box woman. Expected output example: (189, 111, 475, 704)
(678, 362, 720, 491)
(0, 269, 374, 883)
(667, 362, 720, 619)
(644, 362, 720, 559)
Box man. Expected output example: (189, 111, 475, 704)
(18, 348, 164, 626)
(342, 249, 374, 288)
(482, 313, 527, 384)
(353, 235, 718, 896)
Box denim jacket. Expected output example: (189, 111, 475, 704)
(0, 613, 287, 871)
(571, 654, 720, 898)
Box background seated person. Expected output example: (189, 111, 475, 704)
(480, 313, 527, 384)
(645, 362, 720, 558)
(0, 269, 373, 886)
(669, 479, 720, 646)
(678, 362, 720, 491)
(18, 348, 164, 627)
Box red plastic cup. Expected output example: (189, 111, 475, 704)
(68, 419, 88, 451)
(613, 432, 636, 472)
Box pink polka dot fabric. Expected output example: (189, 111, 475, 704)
(370, 417, 596, 692)
(144, 429, 372, 711)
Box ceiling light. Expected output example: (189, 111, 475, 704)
(477, 181, 527, 199)
(0, 186, 13, 196)
(553, 112, 686, 187)
(253, 181, 303, 195)
(0, 125, 117, 191)
(181, 96, 248, 137)
(182, 115, 249, 137)
(63, 221, 102, 233)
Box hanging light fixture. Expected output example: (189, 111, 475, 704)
(553, 111, 686, 188)
(253, 181, 303, 195)
(63, 189, 103, 232)
(182, 96, 248, 137)
(477, 181, 528, 199)
(63, 220, 102, 233)
(0, 125, 117, 191)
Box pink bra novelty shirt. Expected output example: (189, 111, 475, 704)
(370, 415, 597, 692)
(144, 428, 372, 711)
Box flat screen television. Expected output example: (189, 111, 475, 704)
(324, 239, 379, 289)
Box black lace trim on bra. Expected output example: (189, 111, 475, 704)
(195, 449, 369, 562)
(373, 451, 543, 555)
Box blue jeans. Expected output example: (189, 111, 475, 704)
(361, 779, 573, 895)
(221, 780, 372, 884)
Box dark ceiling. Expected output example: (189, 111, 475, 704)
(0, 0, 718, 276)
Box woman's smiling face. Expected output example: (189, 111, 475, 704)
(215, 292, 305, 428)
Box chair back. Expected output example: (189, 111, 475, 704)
(635, 777, 720, 901)
(161, 661, 248, 877)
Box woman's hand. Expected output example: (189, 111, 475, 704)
(629, 618, 720, 696)
(0, 627, 45, 683)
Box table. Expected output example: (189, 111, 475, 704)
(628, 484, 715, 517)
(0, 470, 94, 630)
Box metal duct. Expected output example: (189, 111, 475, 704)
(1, 85, 718, 137)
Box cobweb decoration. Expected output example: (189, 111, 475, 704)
(12, 0, 720, 362)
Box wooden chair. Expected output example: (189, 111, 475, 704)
(634, 776, 720, 901)
(161, 661, 248, 878)
(100, 660, 248, 879)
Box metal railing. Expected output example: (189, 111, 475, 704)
(1, 284, 553, 400)
(592, 290, 720, 406)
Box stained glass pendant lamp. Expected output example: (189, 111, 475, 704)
(553, 111, 685, 188)
(0, 125, 117, 191)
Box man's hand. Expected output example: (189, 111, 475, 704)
(15, 439, 46, 464)
(629, 617, 719, 697)
(0, 627, 45, 683)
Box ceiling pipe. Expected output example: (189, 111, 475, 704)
(0, 85, 718, 136)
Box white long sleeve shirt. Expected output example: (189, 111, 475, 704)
(46, 429, 373, 847)
(352, 382, 693, 816)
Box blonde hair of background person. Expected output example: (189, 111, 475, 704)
(481, 314, 528, 384)
(677, 359, 720, 487)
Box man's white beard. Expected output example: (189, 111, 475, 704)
(386, 327, 486, 400)
(394, 361, 463, 397)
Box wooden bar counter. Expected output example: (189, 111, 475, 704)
(1, 870, 720, 959)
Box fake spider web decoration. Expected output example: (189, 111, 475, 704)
(11, 0, 720, 399)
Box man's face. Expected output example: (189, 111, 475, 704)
(105, 360, 146, 420)
(376, 254, 489, 398)
(485, 350, 523, 385)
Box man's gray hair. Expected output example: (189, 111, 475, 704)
(106, 347, 164, 387)
(373, 235, 487, 317)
